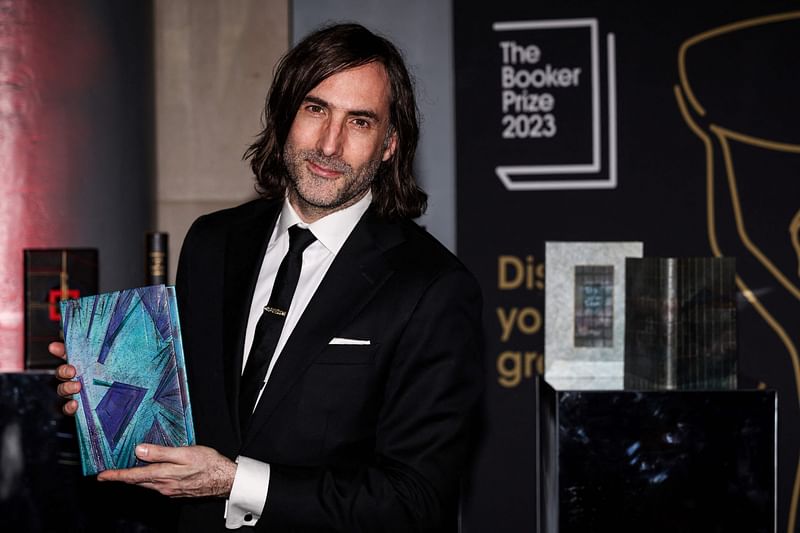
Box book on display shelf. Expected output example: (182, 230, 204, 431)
(24, 248, 98, 369)
(624, 257, 737, 390)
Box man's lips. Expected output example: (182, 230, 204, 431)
(306, 160, 343, 178)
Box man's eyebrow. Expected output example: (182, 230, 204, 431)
(302, 95, 380, 121)
(302, 95, 329, 109)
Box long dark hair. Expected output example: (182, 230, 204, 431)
(244, 23, 427, 219)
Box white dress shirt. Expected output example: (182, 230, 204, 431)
(225, 191, 372, 529)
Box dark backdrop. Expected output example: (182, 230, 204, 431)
(455, 2, 800, 531)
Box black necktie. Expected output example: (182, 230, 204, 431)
(239, 225, 316, 431)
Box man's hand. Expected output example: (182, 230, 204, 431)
(98, 444, 237, 498)
(50, 341, 80, 415)
(50, 343, 235, 498)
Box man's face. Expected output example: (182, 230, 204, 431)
(283, 62, 397, 222)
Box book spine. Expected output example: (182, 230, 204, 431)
(145, 232, 168, 285)
(167, 286, 195, 445)
(663, 258, 677, 389)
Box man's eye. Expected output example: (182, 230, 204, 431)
(352, 119, 370, 128)
(307, 105, 324, 114)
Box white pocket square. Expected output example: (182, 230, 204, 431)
(329, 337, 371, 345)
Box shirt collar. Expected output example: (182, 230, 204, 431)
(275, 191, 372, 254)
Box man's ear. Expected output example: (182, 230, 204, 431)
(381, 128, 398, 162)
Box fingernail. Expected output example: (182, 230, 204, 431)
(135, 444, 148, 457)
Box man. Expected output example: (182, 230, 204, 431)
(53, 23, 482, 532)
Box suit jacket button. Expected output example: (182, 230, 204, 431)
(244, 513, 253, 522)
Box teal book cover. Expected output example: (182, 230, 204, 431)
(60, 285, 195, 476)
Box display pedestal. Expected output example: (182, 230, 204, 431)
(540, 381, 776, 533)
(0, 372, 176, 532)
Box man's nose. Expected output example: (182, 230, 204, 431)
(318, 118, 344, 157)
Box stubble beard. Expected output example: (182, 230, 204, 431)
(283, 143, 382, 217)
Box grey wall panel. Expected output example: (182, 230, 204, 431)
(292, 0, 455, 252)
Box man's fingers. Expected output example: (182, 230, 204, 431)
(99, 472, 172, 496)
(62, 400, 78, 416)
(51, 343, 78, 417)
(99, 465, 162, 484)
(48, 342, 66, 359)
(135, 443, 185, 464)
(55, 365, 80, 417)
(56, 380, 81, 397)
(136, 482, 160, 492)
(56, 364, 77, 381)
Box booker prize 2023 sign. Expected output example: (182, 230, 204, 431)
(455, 3, 800, 532)
(494, 18, 617, 191)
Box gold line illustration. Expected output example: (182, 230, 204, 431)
(710, 125, 800, 301)
(714, 127, 800, 154)
(678, 10, 800, 118)
(676, 84, 800, 533)
(675, 11, 800, 528)
(673, 86, 719, 254)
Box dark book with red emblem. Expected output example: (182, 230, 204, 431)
(24, 249, 98, 369)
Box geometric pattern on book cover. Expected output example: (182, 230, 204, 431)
(97, 382, 148, 450)
(60, 285, 195, 475)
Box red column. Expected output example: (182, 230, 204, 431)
(0, 0, 152, 370)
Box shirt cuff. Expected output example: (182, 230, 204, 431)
(224, 456, 271, 529)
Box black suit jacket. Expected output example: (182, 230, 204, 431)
(174, 198, 483, 532)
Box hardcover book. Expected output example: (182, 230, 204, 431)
(544, 241, 644, 390)
(60, 285, 195, 475)
(24, 249, 98, 369)
(624, 257, 737, 390)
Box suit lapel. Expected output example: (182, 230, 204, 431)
(222, 201, 281, 441)
(242, 210, 405, 447)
